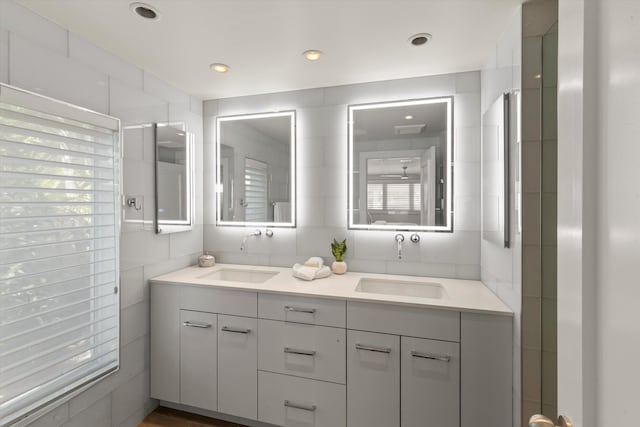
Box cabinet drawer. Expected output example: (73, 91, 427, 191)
(347, 301, 460, 342)
(259, 319, 346, 384)
(181, 285, 257, 317)
(401, 337, 459, 427)
(259, 293, 345, 327)
(258, 371, 346, 427)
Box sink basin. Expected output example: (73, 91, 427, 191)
(355, 278, 445, 299)
(200, 268, 278, 284)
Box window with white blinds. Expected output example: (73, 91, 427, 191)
(244, 158, 268, 222)
(367, 182, 421, 211)
(0, 84, 120, 426)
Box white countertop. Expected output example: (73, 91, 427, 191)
(149, 263, 513, 316)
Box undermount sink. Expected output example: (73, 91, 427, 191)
(355, 278, 445, 299)
(200, 268, 278, 284)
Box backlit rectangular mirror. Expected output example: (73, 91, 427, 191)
(216, 111, 296, 227)
(348, 97, 453, 231)
(154, 122, 194, 234)
(482, 93, 511, 247)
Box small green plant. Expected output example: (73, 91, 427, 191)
(331, 238, 347, 262)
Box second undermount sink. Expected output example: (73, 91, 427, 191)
(200, 268, 278, 284)
(355, 278, 445, 299)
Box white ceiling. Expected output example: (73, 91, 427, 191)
(18, 0, 522, 100)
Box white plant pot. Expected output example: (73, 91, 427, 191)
(331, 261, 347, 275)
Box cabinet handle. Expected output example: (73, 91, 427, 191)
(410, 350, 451, 362)
(355, 343, 392, 354)
(284, 347, 316, 356)
(284, 305, 316, 314)
(183, 321, 212, 329)
(221, 326, 251, 334)
(284, 400, 316, 412)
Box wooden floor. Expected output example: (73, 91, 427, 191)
(138, 407, 248, 427)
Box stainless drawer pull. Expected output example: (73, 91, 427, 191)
(410, 350, 451, 362)
(284, 347, 316, 356)
(284, 400, 316, 412)
(221, 326, 251, 334)
(355, 343, 392, 354)
(183, 321, 212, 329)
(284, 305, 316, 314)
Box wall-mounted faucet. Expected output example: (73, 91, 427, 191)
(395, 234, 405, 259)
(240, 229, 262, 252)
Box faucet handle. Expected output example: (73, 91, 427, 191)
(410, 233, 420, 243)
(265, 229, 274, 237)
(254, 229, 262, 236)
(395, 233, 405, 242)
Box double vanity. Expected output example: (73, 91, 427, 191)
(150, 264, 513, 427)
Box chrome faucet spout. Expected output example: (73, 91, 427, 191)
(395, 234, 405, 260)
(240, 229, 262, 252)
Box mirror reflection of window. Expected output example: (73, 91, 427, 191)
(243, 158, 268, 222)
(349, 97, 453, 231)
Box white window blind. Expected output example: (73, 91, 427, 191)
(367, 182, 421, 211)
(244, 158, 268, 222)
(0, 84, 120, 426)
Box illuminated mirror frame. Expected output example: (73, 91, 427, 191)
(348, 97, 453, 232)
(215, 111, 296, 227)
(154, 122, 194, 234)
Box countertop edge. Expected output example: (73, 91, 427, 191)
(148, 264, 514, 317)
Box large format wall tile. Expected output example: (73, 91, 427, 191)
(9, 35, 109, 113)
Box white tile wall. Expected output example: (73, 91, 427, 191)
(62, 395, 111, 427)
(0, 3, 203, 426)
(68, 33, 143, 90)
(120, 267, 146, 309)
(203, 71, 482, 279)
(480, 7, 523, 427)
(0, 0, 67, 55)
(9, 34, 110, 114)
(0, 30, 8, 83)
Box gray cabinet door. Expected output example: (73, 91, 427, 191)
(218, 314, 258, 420)
(401, 336, 459, 427)
(180, 310, 217, 411)
(347, 330, 400, 427)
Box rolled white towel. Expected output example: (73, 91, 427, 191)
(303, 256, 324, 268)
(292, 263, 318, 281)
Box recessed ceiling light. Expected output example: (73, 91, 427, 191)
(404, 115, 414, 120)
(408, 33, 432, 46)
(210, 63, 230, 73)
(130, 2, 160, 20)
(302, 50, 322, 61)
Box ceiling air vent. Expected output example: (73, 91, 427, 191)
(393, 124, 425, 135)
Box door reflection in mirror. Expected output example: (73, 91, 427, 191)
(155, 123, 193, 234)
(348, 97, 453, 231)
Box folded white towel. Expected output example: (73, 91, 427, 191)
(292, 263, 332, 281)
(292, 263, 318, 281)
(314, 266, 331, 279)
